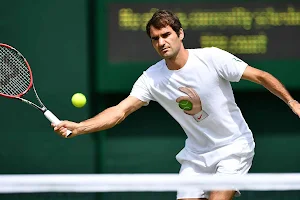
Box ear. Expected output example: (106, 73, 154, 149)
(179, 28, 184, 40)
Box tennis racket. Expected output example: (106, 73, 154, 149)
(0, 43, 72, 137)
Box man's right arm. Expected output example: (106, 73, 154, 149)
(53, 96, 147, 138)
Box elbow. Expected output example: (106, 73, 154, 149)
(257, 71, 270, 85)
(113, 106, 128, 125)
(115, 112, 126, 124)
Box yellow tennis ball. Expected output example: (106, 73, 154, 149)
(179, 100, 193, 111)
(71, 93, 86, 108)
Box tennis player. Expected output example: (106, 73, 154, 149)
(53, 10, 300, 200)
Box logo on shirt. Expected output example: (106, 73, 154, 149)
(197, 114, 202, 120)
(233, 57, 242, 62)
(176, 87, 202, 115)
(176, 87, 208, 122)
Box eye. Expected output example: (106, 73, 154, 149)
(162, 32, 171, 38)
(151, 36, 159, 41)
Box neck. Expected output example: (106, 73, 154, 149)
(165, 48, 189, 70)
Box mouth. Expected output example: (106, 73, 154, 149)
(160, 47, 169, 53)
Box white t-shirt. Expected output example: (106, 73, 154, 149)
(130, 47, 254, 153)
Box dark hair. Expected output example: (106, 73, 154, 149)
(146, 9, 182, 38)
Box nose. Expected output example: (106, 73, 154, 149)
(158, 37, 165, 46)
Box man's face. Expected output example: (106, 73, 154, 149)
(149, 25, 184, 59)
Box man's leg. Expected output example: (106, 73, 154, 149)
(178, 190, 235, 200)
(210, 142, 255, 200)
(176, 153, 211, 200)
(209, 190, 236, 200)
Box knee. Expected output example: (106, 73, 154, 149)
(178, 199, 208, 200)
(208, 191, 235, 200)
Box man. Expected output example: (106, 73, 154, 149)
(53, 10, 300, 200)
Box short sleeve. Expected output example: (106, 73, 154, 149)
(209, 47, 248, 82)
(129, 73, 154, 105)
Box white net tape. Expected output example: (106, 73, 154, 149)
(0, 173, 300, 193)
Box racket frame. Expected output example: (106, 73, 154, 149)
(0, 43, 33, 98)
(0, 43, 72, 137)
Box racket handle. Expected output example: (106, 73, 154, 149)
(44, 110, 72, 137)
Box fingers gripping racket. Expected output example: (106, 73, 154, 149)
(0, 43, 72, 137)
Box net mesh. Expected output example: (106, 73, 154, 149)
(0, 46, 31, 96)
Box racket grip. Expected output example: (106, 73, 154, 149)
(44, 110, 72, 137)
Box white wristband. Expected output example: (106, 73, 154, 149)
(193, 110, 208, 122)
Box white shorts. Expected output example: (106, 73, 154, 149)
(176, 139, 255, 199)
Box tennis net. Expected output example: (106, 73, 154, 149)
(1, 173, 300, 200)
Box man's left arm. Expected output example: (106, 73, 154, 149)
(241, 65, 300, 117)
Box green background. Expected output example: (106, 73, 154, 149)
(0, 0, 97, 199)
(0, 0, 300, 200)
(97, 0, 300, 92)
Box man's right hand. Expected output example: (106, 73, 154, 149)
(52, 121, 81, 138)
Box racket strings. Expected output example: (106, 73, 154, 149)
(0, 46, 31, 96)
(1, 66, 29, 95)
